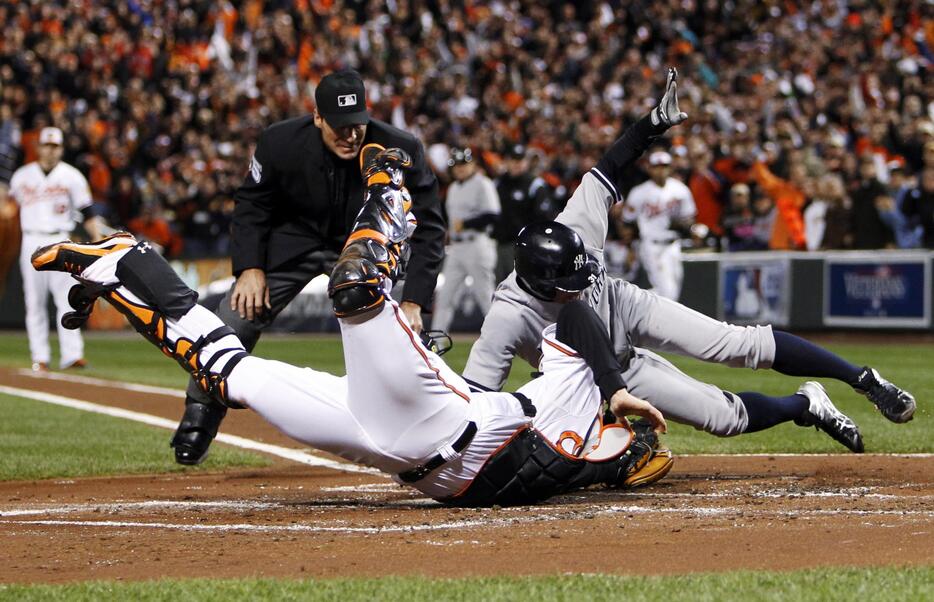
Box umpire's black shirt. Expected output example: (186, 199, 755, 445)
(231, 116, 445, 309)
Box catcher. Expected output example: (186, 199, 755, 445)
(31, 145, 671, 507)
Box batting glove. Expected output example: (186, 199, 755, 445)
(651, 68, 688, 128)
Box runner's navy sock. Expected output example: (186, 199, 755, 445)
(771, 331, 862, 385)
(740, 391, 809, 433)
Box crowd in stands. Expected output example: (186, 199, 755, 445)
(0, 0, 932, 259)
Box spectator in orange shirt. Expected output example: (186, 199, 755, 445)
(750, 160, 808, 250)
(687, 139, 725, 236)
(127, 202, 183, 259)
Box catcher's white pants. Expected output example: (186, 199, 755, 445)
(640, 239, 683, 301)
(432, 235, 497, 332)
(81, 249, 613, 500)
(228, 302, 607, 499)
(19, 233, 84, 367)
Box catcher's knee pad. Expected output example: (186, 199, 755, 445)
(327, 251, 387, 318)
(361, 144, 412, 188)
(115, 241, 198, 319)
(348, 185, 412, 271)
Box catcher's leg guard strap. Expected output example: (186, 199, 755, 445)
(104, 290, 245, 407)
(179, 325, 247, 408)
(115, 242, 198, 319)
(195, 348, 249, 408)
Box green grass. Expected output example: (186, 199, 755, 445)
(0, 332, 929, 457)
(0, 566, 931, 601)
(0, 393, 269, 481)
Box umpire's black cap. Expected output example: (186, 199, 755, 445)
(315, 69, 369, 128)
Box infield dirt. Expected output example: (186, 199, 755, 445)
(1, 367, 931, 584)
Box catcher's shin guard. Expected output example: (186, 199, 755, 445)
(328, 144, 413, 317)
(115, 240, 199, 319)
(108, 242, 245, 406)
(104, 289, 247, 408)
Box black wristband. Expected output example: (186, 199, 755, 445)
(594, 113, 668, 197)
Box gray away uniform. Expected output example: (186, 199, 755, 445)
(464, 119, 776, 436)
(433, 170, 501, 332)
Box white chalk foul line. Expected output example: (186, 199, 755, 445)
(0, 500, 284, 518)
(0, 517, 501, 534)
(0, 385, 380, 475)
(2, 504, 933, 535)
(15, 368, 185, 398)
(688, 452, 934, 458)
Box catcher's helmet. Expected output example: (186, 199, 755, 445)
(514, 221, 599, 301)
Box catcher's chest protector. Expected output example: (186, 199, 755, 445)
(447, 426, 642, 507)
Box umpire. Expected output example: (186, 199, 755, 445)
(171, 69, 445, 465)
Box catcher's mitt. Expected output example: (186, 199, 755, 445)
(620, 420, 674, 488)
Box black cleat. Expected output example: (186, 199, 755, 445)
(795, 381, 864, 453)
(853, 367, 916, 423)
(171, 396, 228, 466)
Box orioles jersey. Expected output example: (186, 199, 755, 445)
(9, 161, 92, 234)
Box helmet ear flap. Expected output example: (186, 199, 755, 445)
(516, 273, 557, 302)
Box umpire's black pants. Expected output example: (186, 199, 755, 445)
(184, 251, 336, 405)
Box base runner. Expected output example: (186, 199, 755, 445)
(465, 69, 916, 451)
(32, 146, 672, 506)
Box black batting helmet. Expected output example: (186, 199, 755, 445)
(514, 221, 599, 301)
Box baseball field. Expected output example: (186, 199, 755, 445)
(0, 331, 931, 600)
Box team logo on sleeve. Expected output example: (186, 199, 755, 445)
(249, 155, 263, 183)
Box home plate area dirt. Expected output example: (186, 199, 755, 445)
(0, 370, 931, 583)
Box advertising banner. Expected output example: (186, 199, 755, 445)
(719, 256, 791, 327)
(823, 255, 930, 328)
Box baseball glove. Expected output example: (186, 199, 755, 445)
(651, 67, 688, 128)
(620, 419, 674, 488)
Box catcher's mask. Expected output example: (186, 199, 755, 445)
(514, 221, 599, 302)
(420, 329, 453, 356)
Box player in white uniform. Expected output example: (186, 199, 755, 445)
(432, 148, 500, 332)
(622, 150, 695, 301)
(464, 69, 915, 451)
(31, 146, 671, 506)
(8, 127, 103, 371)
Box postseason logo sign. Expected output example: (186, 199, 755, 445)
(824, 257, 930, 328)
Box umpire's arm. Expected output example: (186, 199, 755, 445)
(230, 130, 278, 276)
(399, 140, 445, 309)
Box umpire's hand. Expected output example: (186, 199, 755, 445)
(231, 268, 271, 321)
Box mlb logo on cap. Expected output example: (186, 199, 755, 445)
(39, 127, 64, 146)
(315, 69, 369, 128)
